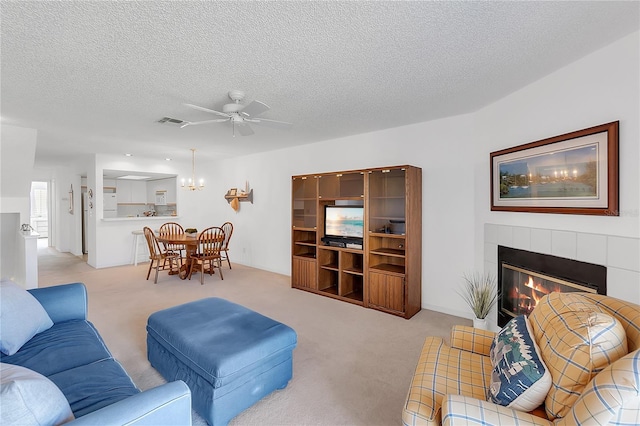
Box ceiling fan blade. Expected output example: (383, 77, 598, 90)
(184, 103, 230, 118)
(181, 118, 229, 128)
(249, 117, 293, 129)
(240, 100, 270, 118)
(236, 122, 255, 136)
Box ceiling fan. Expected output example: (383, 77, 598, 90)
(180, 90, 292, 136)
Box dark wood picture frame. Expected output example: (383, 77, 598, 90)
(490, 121, 619, 216)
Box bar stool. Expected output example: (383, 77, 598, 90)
(131, 230, 145, 265)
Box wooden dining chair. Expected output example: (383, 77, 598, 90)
(158, 222, 186, 261)
(143, 227, 181, 283)
(188, 226, 225, 284)
(221, 221, 234, 269)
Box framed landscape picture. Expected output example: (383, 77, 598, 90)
(490, 121, 619, 216)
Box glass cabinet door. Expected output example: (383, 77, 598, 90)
(368, 168, 405, 234)
(292, 176, 317, 228)
(319, 172, 364, 199)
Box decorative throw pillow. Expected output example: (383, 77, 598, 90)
(0, 363, 74, 425)
(487, 315, 552, 412)
(528, 292, 628, 420)
(0, 280, 53, 356)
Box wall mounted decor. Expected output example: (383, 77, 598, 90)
(224, 181, 253, 212)
(68, 185, 74, 214)
(490, 121, 619, 216)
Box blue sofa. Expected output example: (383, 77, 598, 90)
(1, 282, 192, 425)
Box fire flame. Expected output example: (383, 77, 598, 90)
(505, 269, 590, 318)
(516, 276, 564, 312)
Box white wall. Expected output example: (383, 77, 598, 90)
(1, 126, 38, 287)
(473, 31, 640, 320)
(201, 31, 639, 319)
(1, 213, 20, 281)
(55, 174, 82, 255)
(1, 124, 37, 222)
(206, 112, 478, 300)
(474, 30, 639, 239)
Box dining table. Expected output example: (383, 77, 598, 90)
(156, 232, 225, 280)
(156, 233, 201, 280)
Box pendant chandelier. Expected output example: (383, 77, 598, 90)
(182, 148, 204, 191)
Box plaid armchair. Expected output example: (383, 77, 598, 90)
(402, 293, 640, 426)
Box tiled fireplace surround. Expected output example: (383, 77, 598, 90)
(484, 223, 640, 331)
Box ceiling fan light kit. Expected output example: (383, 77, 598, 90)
(177, 90, 292, 136)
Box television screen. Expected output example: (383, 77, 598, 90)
(324, 206, 364, 239)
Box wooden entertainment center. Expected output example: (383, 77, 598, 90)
(291, 165, 422, 319)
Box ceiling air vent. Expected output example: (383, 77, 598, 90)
(157, 117, 186, 127)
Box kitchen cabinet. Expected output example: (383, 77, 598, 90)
(116, 180, 147, 204)
(103, 178, 117, 193)
(147, 178, 177, 204)
(131, 181, 147, 203)
(116, 180, 131, 202)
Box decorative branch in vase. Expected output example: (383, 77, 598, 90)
(457, 272, 498, 330)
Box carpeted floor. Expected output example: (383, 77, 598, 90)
(38, 241, 467, 425)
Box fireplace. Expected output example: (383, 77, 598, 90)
(497, 246, 606, 327)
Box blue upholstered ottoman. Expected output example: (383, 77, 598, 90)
(146, 298, 297, 426)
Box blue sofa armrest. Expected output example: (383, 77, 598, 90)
(28, 283, 87, 323)
(67, 381, 192, 426)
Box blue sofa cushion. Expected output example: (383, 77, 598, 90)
(0, 280, 53, 356)
(147, 298, 297, 388)
(49, 358, 140, 418)
(0, 320, 111, 377)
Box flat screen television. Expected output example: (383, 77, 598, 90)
(324, 205, 364, 240)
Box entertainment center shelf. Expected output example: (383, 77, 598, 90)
(371, 247, 405, 255)
(291, 165, 421, 318)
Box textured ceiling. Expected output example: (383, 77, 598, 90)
(1, 1, 638, 166)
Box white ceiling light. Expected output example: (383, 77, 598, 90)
(118, 175, 150, 180)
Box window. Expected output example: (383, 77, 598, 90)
(30, 182, 48, 218)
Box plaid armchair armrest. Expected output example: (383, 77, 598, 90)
(442, 395, 552, 426)
(449, 325, 495, 356)
(402, 337, 493, 426)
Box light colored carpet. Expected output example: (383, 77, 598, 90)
(38, 243, 468, 425)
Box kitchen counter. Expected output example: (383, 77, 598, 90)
(102, 215, 180, 222)
(93, 214, 182, 269)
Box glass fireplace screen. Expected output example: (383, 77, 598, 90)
(500, 263, 598, 319)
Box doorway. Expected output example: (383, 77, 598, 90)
(30, 181, 48, 240)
